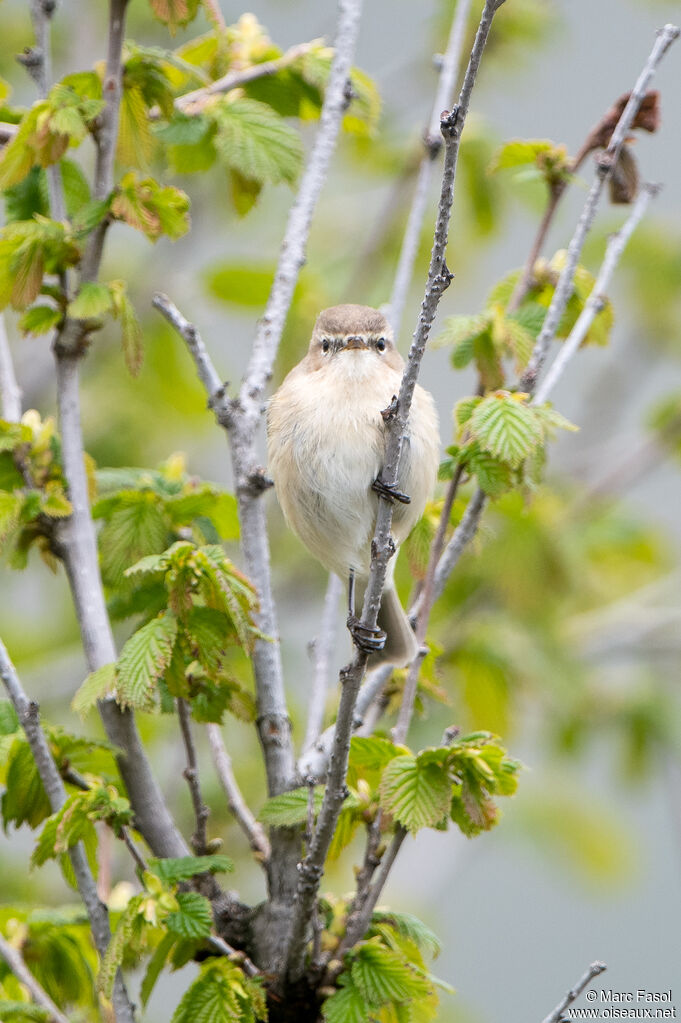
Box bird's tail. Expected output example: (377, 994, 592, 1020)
(354, 575, 418, 668)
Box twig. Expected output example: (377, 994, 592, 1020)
(0, 314, 22, 421)
(207, 723, 271, 863)
(541, 961, 607, 1023)
(201, 0, 226, 33)
(174, 42, 317, 114)
(284, 1, 506, 982)
(208, 935, 260, 978)
(303, 573, 343, 753)
(0, 931, 72, 1023)
(533, 183, 659, 405)
(297, 663, 393, 783)
(26, 0, 65, 222)
(520, 23, 679, 392)
(330, 827, 407, 969)
(333, 812, 385, 961)
(177, 698, 210, 856)
(0, 638, 135, 1023)
(387, 0, 473, 336)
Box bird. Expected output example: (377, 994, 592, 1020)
(266, 303, 440, 667)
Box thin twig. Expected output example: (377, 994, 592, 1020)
(0, 638, 135, 1023)
(207, 723, 271, 863)
(297, 663, 393, 783)
(541, 961, 607, 1023)
(201, 0, 226, 32)
(520, 23, 679, 392)
(177, 698, 210, 856)
(175, 42, 317, 114)
(0, 314, 22, 421)
(284, 1, 506, 982)
(0, 931, 72, 1023)
(387, 0, 473, 336)
(303, 573, 343, 753)
(533, 183, 659, 405)
(26, 0, 65, 222)
(208, 935, 260, 978)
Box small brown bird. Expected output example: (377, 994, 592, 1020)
(267, 304, 440, 667)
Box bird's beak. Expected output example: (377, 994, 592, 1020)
(342, 336, 369, 350)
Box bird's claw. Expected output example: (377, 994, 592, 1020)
(372, 478, 411, 505)
(346, 614, 387, 653)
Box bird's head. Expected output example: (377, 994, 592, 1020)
(307, 304, 403, 375)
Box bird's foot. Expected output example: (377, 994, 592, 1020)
(372, 477, 411, 505)
(346, 613, 387, 654)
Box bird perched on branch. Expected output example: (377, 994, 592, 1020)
(267, 304, 439, 667)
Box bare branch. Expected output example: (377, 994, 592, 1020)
(521, 23, 679, 392)
(0, 930, 72, 1023)
(303, 573, 343, 753)
(297, 663, 393, 783)
(26, 0, 65, 221)
(533, 182, 659, 405)
(284, 1, 506, 981)
(0, 638, 135, 1023)
(177, 698, 211, 856)
(207, 723, 271, 863)
(0, 315, 22, 421)
(387, 0, 473, 336)
(542, 961, 607, 1023)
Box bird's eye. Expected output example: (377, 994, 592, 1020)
(376, 337, 386, 352)
(321, 338, 330, 353)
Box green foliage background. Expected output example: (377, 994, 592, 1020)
(0, 0, 680, 1020)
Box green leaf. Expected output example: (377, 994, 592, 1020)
(70, 197, 111, 238)
(212, 98, 303, 187)
(170, 959, 253, 1023)
(148, 853, 233, 883)
(17, 303, 61, 336)
(371, 911, 441, 960)
(117, 84, 155, 169)
(379, 755, 451, 833)
(149, 0, 201, 33)
(0, 699, 20, 735)
(489, 138, 556, 172)
(166, 891, 212, 940)
(60, 158, 91, 217)
(204, 262, 275, 307)
(347, 736, 404, 788)
(4, 166, 49, 223)
(465, 444, 513, 498)
(434, 314, 490, 366)
(351, 938, 428, 1006)
(141, 932, 176, 1007)
(259, 785, 324, 827)
(1, 739, 51, 830)
(469, 392, 544, 467)
(67, 282, 113, 319)
(116, 613, 178, 710)
(153, 113, 211, 145)
(322, 976, 368, 1023)
(0, 1001, 50, 1021)
(111, 172, 190, 242)
(72, 662, 116, 717)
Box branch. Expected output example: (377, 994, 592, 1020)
(0, 638, 135, 1023)
(284, 0, 506, 981)
(297, 663, 393, 783)
(303, 573, 343, 753)
(207, 723, 271, 863)
(174, 41, 317, 114)
(387, 0, 473, 336)
(208, 935, 260, 979)
(542, 961, 607, 1023)
(26, 0, 65, 222)
(520, 23, 679, 392)
(533, 182, 659, 405)
(177, 698, 210, 856)
(0, 314, 22, 421)
(0, 931, 72, 1023)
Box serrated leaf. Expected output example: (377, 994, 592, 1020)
(348, 736, 404, 788)
(117, 84, 154, 169)
(434, 314, 490, 366)
(352, 939, 429, 1006)
(488, 138, 555, 173)
(150, 0, 201, 34)
(212, 98, 303, 187)
(259, 785, 324, 827)
(379, 755, 451, 833)
(1, 738, 52, 830)
(322, 976, 368, 1023)
(466, 444, 513, 498)
(148, 853, 233, 883)
(72, 662, 116, 717)
(67, 282, 113, 319)
(116, 613, 178, 710)
(153, 113, 211, 145)
(371, 911, 441, 960)
(469, 392, 544, 468)
(170, 959, 249, 1023)
(18, 303, 61, 336)
(166, 891, 212, 939)
(70, 197, 111, 237)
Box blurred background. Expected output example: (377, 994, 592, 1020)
(1, 0, 680, 1020)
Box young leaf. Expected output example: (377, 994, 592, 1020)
(166, 891, 212, 940)
(469, 392, 544, 467)
(371, 911, 441, 960)
(379, 755, 451, 833)
(322, 975, 368, 1023)
(116, 613, 178, 710)
(259, 785, 325, 827)
(351, 938, 429, 1005)
(141, 932, 176, 1007)
(67, 282, 114, 320)
(149, 0, 201, 34)
(170, 959, 256, 1023)
(18, 304, 61, 336)
(71, 662, 116, 717)
(147, 853, 233, 883)
(212, 98, 303, 187)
